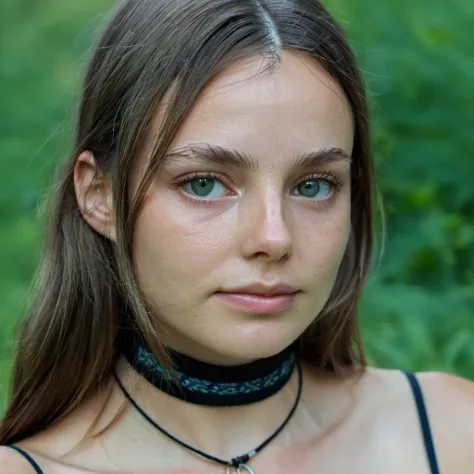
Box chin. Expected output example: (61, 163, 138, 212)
(204, 325, 300, 364)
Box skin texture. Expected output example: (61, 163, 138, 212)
(129, 52, 353, 365)
(2, 52, 474, 473)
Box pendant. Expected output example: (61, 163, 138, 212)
(226, 464, 255, 474)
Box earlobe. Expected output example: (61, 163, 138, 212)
(74, 151, 117, 241)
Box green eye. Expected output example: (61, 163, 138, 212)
(180, 175, 334, 200)
(182, 177, 227, 198)
(294, 179, 331, 199)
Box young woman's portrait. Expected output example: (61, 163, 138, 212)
(1, 0, 473, 473)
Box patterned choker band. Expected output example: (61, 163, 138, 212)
(119, 332, 296, 406)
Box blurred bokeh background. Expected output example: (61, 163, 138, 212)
(1, 0, 473, 412)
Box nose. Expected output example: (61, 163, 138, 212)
(240, 193, 293, 263)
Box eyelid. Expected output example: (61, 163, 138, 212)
(293, 171, 344, 190)
(177, 171, 233, 187)
(177, 171, 343, 186)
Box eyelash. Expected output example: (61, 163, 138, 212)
(175, 171, 344, 207)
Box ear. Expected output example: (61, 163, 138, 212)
(74, 151, 116, 241)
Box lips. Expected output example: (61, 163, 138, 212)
(221, 283, 299, 297)
(215, 283, 300, 314)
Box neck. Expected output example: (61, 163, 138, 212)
(115, 331, 306, 462)
(115, 356, 304, 462)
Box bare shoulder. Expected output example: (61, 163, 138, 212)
(416, 370, 474, 471)
(0, 381, 129, 474)
(362, 368, 474, 472)
(416, 370, 474, 413)
(0, 446, 36, 473)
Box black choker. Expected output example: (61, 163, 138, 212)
(119, 331, 297, 406)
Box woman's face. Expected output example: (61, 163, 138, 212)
(133, 51, 354, 364)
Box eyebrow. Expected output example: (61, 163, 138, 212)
(162, 143, 351, 171)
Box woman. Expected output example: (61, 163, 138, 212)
(1, 0, 473, 472)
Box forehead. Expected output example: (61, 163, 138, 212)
(135, 51, 355, 182)
(168, 51, 354, 161)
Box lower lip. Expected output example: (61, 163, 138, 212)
(214, 292, 297, 315)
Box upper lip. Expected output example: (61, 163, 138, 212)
(219, 283, 300, 296)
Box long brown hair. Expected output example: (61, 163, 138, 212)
(0, 0, 373, 445)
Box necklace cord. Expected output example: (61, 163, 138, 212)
(113, 358, 303, 467)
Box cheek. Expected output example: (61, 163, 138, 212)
(132, 199, 232, 290)
(299, 197, 351, 249)
(298, 208, 351, 284)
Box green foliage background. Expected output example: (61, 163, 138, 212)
(0, 0, 473, 412)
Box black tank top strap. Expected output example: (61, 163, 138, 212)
(4, 445, 44, 474)
(403, 371, 440, 474)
